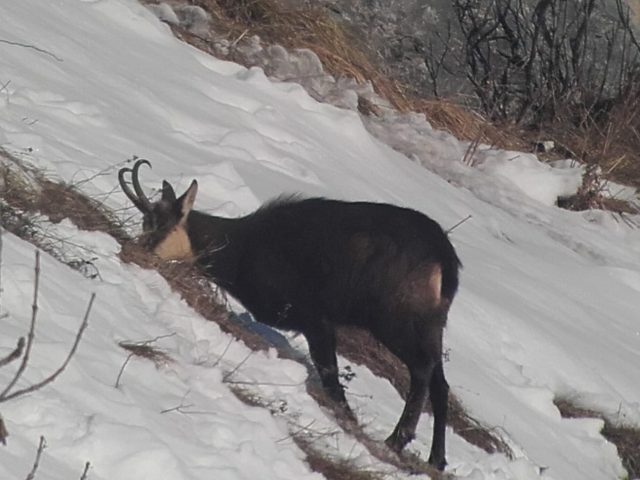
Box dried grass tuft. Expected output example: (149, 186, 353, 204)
(416, 99, 526, 151)
(118, 341, 173, 367)
(293, 436, 385, 480)
(118, 242, 269, 352)
(1, 148, 129, 242)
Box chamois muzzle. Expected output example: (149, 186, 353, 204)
(118, 159, 153, 213)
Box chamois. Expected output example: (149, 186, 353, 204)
(119, 159, 461, 470)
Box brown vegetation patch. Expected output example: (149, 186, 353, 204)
(554, 398, 640, 479)
(556, 164, 639, 214)
(1, 149, 129, 243)
(520, 90, 640, 193)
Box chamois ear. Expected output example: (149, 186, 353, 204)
(177, 180, 198, 222)
(162, 180, 177, 202)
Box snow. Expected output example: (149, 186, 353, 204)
(1, 1, 639, 479)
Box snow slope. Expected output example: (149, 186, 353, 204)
(1, 1, 639, 479)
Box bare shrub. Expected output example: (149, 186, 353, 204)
(0, 249, 94, 444)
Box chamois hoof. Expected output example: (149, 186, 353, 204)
(384, 430, 413, 453)
(427, 455, 447, 472)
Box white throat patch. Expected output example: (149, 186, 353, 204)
(153, 225, 193, 260)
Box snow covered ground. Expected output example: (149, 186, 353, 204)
(1, 1, 639, 479)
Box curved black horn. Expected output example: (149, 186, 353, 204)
(118, 159, 152, 213)
(131, 159, 152, 212)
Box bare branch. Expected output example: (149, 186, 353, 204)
(1, 226, 3, 316)
(0, 39, 63, 62)
(25, 436, 46, 480)
(0, 251, 41, 400)
(79, 461, 91, 480)
(0, 414, 8, 445)
(446, 215, 473, 234)
(114, 353, 133, 389)
(1, 292, 95, 402)
(0, 337, 25, 368)
(222, 350, 255, 382)
(115, 333, 175, 388)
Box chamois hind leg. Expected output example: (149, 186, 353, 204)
(427, 360, 449, 470)
(384, 322, 445, 460)
(385, 357, 436, 453)
(303, 320, 354, 418)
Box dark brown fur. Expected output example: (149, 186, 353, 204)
(119, 160, 461, 470)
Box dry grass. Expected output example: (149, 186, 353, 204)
(1, 149, 129, 243)
(144, 0, 410, 112)
(118, 341, 173, 367)
(118, 242, 271, 352)
(293, 436, 385, 480)
(555, 398, 640, 479)
(525, 91, 640, 191)
(556, 164, 639, 214)
(416, 99, 528, 152)
(230, 385, 385, 480)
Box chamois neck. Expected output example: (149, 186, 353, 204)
(185, 210, 239, 258)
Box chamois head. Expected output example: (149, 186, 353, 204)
(118, 159, 197, 260)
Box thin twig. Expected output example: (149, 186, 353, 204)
(0, 337, 25, 368)
(0, 225, 3, 315)
(230, 28, 249, 48)
(1, 293, 95, 402)
(222, 350, 255, 382)
(209, 337, 234, 368)
(115, 333, 176, 387)
(25, 436, 46, 480)
(128, 333, 176, 347)
(159, 391, 218, 416)
(114, 353, 133, 389)
(0, 251, 41, 400)
(79, 461, 91, 480)
(223, 379, 304, 387)
(446, 214, 473, 234)
(462, 134, 483, 166)
(0, 39, 63, 62)
(159, 403, 195, 414)
(0, 414, 8, 445)
(0, 79, 11, 95)
(276, 419, 317, 443)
